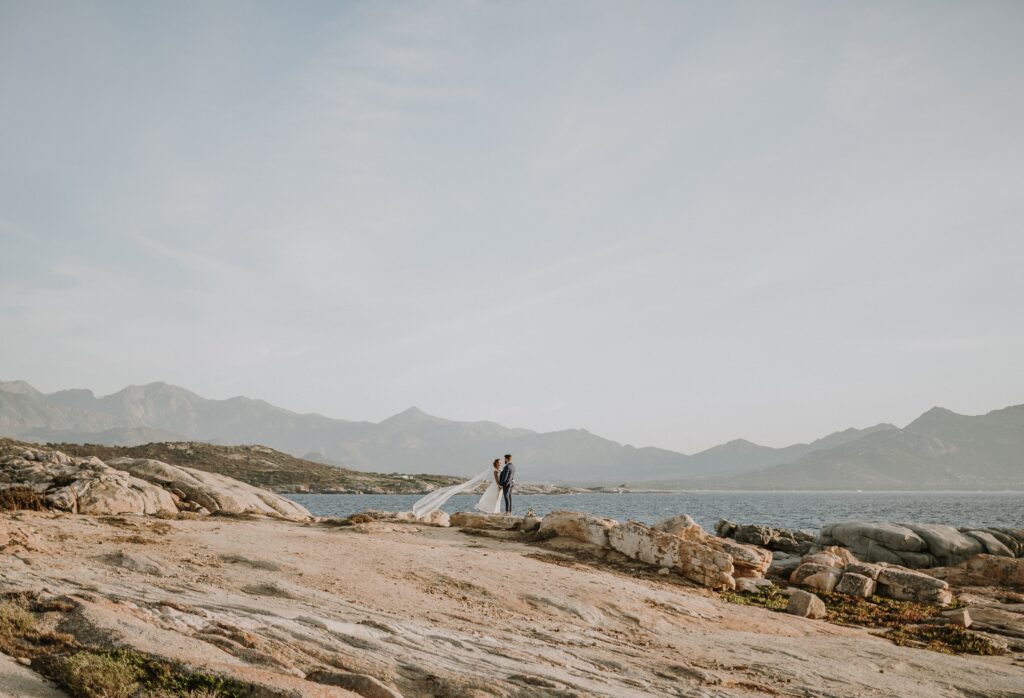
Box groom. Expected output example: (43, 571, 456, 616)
(498, 453, 515, 515)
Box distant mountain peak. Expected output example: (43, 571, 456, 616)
(380, 406, 449, 426)
(906, 406, 962, 432)
(0, 380, 41, 396)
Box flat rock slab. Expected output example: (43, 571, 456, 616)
(0, 653, 68, 698)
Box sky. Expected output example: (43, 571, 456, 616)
(2, 1, 1023, 454)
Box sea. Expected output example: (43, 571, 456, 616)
(286, 491, 1024, 532)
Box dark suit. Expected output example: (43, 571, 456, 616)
(498, 462, 515, 513)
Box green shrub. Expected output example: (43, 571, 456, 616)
(888, 624, 1005, 655)
(52, 651, 144, 698)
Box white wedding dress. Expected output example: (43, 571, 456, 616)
(412, 468, 502, 520)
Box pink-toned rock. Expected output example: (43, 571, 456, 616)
(450, 512, 522, 530)
(803, 552, 847, 569)
(538, 510, 618, 546)
(608, 520, 736, 590)
(803, 570, 841, 593)
(654, 515, 771, 579)
(790, 562, 843, 585)
(929, 554, 1024, 589)
(0, 521, 42, 553)
(787, 590, 826, 619)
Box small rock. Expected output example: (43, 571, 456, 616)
(15, 657, 31, 666)
(944, 608, 972, 628)
(657, 567, 670, 576)
(736, 578, 774, 593)
(836, 572, 876, 598)
(786, 589, 827, 619)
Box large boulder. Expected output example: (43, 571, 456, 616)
(538, 510, 618, 547)
(657, 515, 771, 579)
(449, 512, 522, 530)
(903, 523, 985, 566)
(876, 566, 952, 606)
(819, 522, 930, 566)
(819, 521, 1024, 569)
(608, 521, 735, 590)
(109, 458, 310, 520)
(961, 530, 1014, 558)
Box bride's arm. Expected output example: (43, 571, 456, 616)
(493, 469, 500, 485)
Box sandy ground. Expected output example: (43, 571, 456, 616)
(2, 511, 1024, 697)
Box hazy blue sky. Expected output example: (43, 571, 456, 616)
(2, 1, 1022, 453)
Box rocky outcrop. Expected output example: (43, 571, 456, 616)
(818, 522, 1024, 568)
(716, 519, 815, 555)
(449, 512, 524, 530)
(608, 521, 736, 589)
(2, 448, 178, 516)
(0, 447, 311, 520)
(531, 511, 768, 591)
(788, 548, 952, 605)
(538, 510, 618, 547)
(110, 457, 310, 520)
(929, 554, 1024, 589)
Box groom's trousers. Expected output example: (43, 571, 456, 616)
(501, 486, 512, 513)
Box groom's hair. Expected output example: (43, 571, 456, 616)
(504, 454, 512, 460)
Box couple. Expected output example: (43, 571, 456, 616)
(476, 454, 516, 515)
(411, 454, 516, 520)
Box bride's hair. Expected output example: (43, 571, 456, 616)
(492, 459, 500, 468)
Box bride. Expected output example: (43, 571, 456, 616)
(412, 458, 503, 520)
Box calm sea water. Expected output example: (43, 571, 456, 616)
(286, 491, 1024, 532)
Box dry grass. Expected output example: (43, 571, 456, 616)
(0, 486, 46, 511)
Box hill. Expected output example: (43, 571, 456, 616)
(0, 437, 461, 494)
(702, 404, 1024, 490)
(0, 380, 895, 482)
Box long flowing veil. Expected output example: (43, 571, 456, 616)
(412, 468, 492, 519)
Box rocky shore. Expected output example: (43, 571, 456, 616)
(2, 447, 1024, 697)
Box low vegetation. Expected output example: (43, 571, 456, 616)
(0, 486, 46, 511)
(723, 586, 1005, 656)
(0, 594, 248, 698)
(49, 650, 246, 698)
(887, 624, 1005, 655)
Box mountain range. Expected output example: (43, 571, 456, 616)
(1, 379, 1021, 489)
